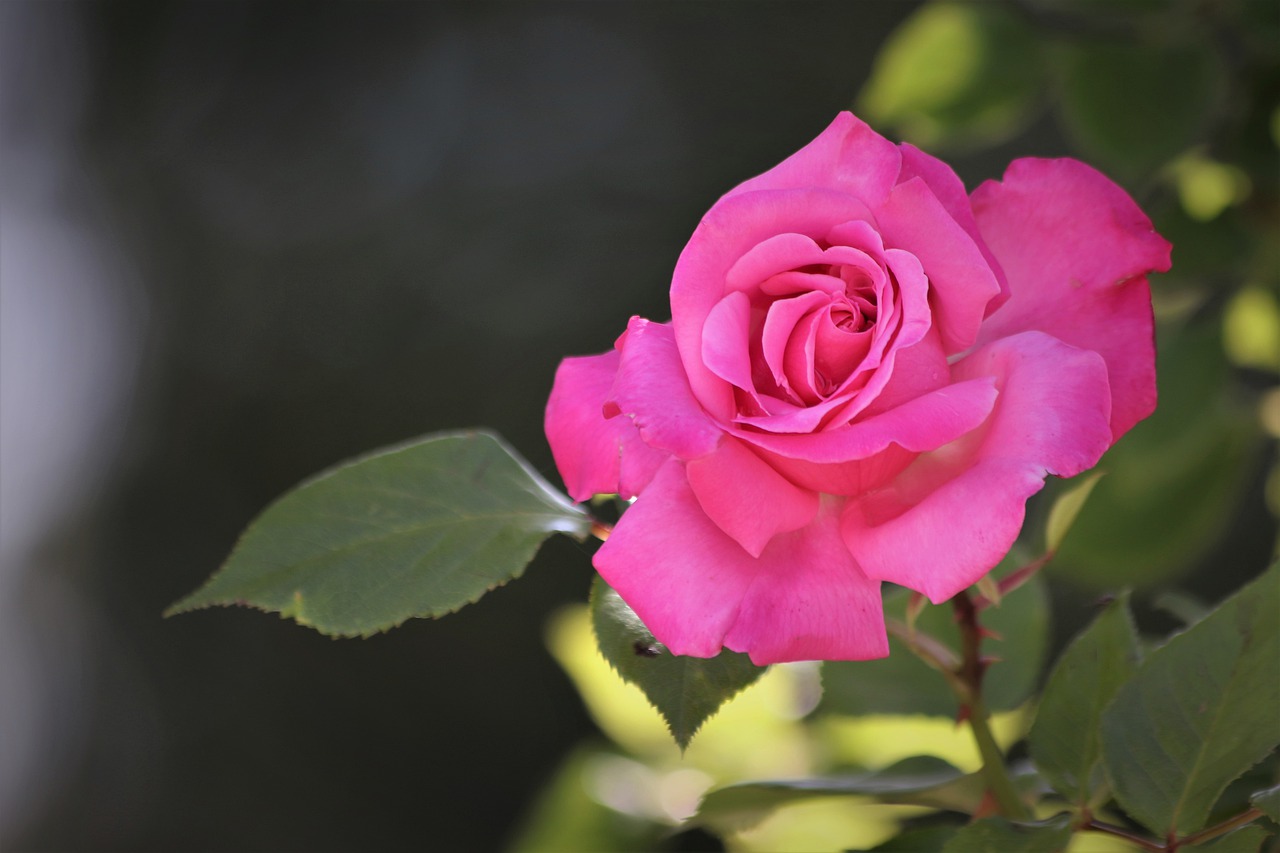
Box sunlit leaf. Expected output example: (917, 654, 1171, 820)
(1045, 472, 1105, 554)
(696, 756, 987, 835)
(168, 430, 590, 635)
(1028, 595, 1141, 806)
(1101, 563, 1280, 835)
(508, 746, 666, 853)
(858, 2, 1044, 149)
(1223, 286, 1280, 373)
(939, 813, 1073, 853)
(863, 825, 957, 852)
(590, 576, 767, 751)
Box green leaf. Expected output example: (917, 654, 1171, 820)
(167, 430, 590, 635)
(1100, 563, 1280, 836)
(858, 1, 1045, 150)
(821, 568, 1048, 717)
(696, 756, 978, 835)
(1029, 594, 1141, 807)
(861, 825, 957, 852)
(1044, 472, 1104, 554)
(1055, 39, 1222, 179)
(1186, 825, 1272, 853)
(1152, 590, 1212, 627)
(1251, 782, 1280, 823)
(939, 814, 1073, 853)
(589, 576, 766, 751)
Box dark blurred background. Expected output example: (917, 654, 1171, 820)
(1, 3, 927, 850)
(2, 1, 1276, 851)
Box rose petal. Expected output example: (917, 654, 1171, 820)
(740, 374, 997, 496)
(672, 188, 892, 421)
(594, 458, 763, 658)
(610, 318, 723, 460)
(762, 290, 828, 396)
(738, 375, 997, 462)
(596, 460, 887, 665)
(841, 331, 1113, 602)
(878, 177, 1002, 354)
(897, 143, 1010, 313)
(545, 350, 667, 501)
(722, 112, 902, 207)
(723, 503, 888, 665)
(972, 157, 1172, 439)
(687, 436, 819, 557)
(702, 290, 756, 394)
(726, 232, 829, 294)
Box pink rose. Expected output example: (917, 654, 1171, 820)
(545, 112, 1170, 665)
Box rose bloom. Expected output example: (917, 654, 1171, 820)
(545, 112, 1170, 665)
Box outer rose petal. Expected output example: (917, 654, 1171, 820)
(686, 436, 818, 557)
(545, 350, 666, 501)
(594, 458, 763, 658)
(723, 112, 902, 208)
(841, 332, 1113, 603)
(724, 503, 888, 665)
(596, 460, 887, 665)
(972, 158, 1172, 439)
(610, 318, 723, 461)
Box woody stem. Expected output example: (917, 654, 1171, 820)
(954, 591, 1032, 821)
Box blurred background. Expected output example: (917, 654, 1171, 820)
(1, 1, 1275, 850)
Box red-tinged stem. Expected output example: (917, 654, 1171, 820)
(588, 519, 613, 541)
(953, 591, 1032, 821)
(1177, 808, 1264, 849)
(1078, 819, 1164, 852)
(973, 552, 1054, 612)
(1078, 807, 1266, 851)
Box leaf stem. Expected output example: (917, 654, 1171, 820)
(1078, 807, 1266, 851)
(1079, 818, 1165, 852)
(1177, 807, 1264, 848)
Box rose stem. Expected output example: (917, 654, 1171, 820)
(953, 590, 1033, 821)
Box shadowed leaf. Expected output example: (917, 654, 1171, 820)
(1029, 594, 1141, 806)
(1101, 563, 1280, 835)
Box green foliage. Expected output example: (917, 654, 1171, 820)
(863, 826, 956, 852)
(939, 814, 1073, 853)
(858, 2, 1044, 149)
(1029, 595, 1141, 807)
(1100, 563, 1280, 835)
(695, 756, 980, 834)
(508, 746, 666, 853)
(589, 576, 767, 751)
(1053, 322, 1260, 589)
(1044, 472, 1105, 554)
(1252, 783, 1280, 823)
(168, 431, 589, 635)
(821, 570, 1048, 717)
(1055, 39, 1222, 180)
(1186, 825, 1272, 853)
